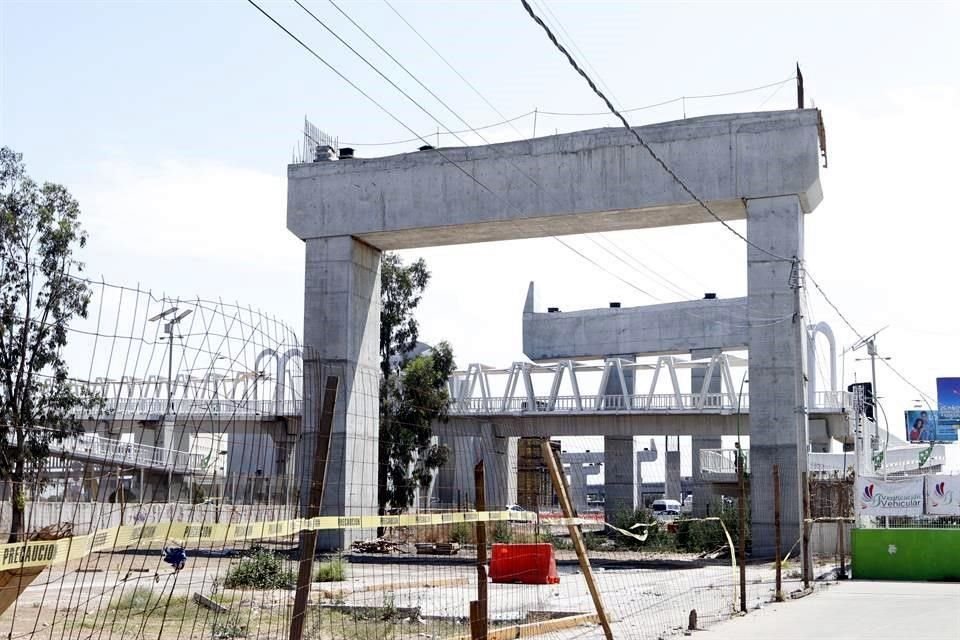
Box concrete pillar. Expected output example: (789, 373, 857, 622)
(691, 435, 721, 516)
(435, 435, 478, 507)
(300, 236, 380, 549)
(691, 366, 722, 517)
(604, 355, 636, 521)
(664, 437, 682, 500)
(746, 195, 808, 559)
(478, 424, 516, 508)
(566, 463, 589, 513)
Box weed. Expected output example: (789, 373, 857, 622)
(315, 557, 348, 582)
(223, 549, 295, 590)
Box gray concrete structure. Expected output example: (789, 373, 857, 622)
(603, 356, 636, 521)
(287, 109, 824, 552)
(664, 437, 682, 501)
(692, 365, 724, 516)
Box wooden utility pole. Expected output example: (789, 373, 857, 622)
(773, 464, 783, 602)
(289, 375, 339, 640)
(470, 461, 489, 640)
(540, 440, 613, 640)
(801, 471, 812, 590)
(736, 444, 747, 613)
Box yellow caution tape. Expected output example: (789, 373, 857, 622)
(0, 509, 538, 571)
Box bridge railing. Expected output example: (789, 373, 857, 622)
(48, 433, 206, 473)
(72, 398, 303, 420)
(699, 448, 750, 476)
(451, 391, 851, 415)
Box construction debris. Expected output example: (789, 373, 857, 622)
(415, 542, 460, 556)
(351, 538, 404, 554)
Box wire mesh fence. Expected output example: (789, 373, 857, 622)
(0, 267, 905, 640)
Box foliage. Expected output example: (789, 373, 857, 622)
(315, 557, 348, 582)
(609, 508, 674, 550)
(223, 549, 294, 590)
(492, 521, 513, 543)
(675, 506, 745, 553)
(379, 253, 429, 380)
(0, 147, 95, 541)
(377, 253, 454, 515)
(449, 522, 472, 544)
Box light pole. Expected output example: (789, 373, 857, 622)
(148, 306, 192, 503)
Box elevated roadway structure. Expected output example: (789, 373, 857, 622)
(287, 108, 826, 554)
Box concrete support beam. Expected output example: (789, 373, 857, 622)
(288, 111, 823, 250)
(746, 195, 808, 558)
(434, 435, 479, 508)
(524, 297, 748, 361)
(478, 424, 517, 509)
(299, 236, 381, 549)
(664, 438, 682, 501)
(692, 365, 723, 516)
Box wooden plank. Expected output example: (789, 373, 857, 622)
(540, 440, 613, 640)
(773, 464, 783, 602)
(471, 461, 489, 640)
(289, 374, 340, 640)
(452, 613, 600, 640)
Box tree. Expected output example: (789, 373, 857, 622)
(379, 254, 429, 379)
(377, 253, 453, 514)
(0, 148, 94, 541)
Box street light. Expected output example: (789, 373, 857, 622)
(148, 306, 192, 503)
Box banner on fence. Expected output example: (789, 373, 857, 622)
(856, 476, 924, 516)
(925, 474, 960, 516)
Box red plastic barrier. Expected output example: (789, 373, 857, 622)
(489, 543, 560, 584)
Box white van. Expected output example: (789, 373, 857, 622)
(650, 498, 681, 513)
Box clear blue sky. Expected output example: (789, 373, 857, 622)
(2, 1, 959, 460)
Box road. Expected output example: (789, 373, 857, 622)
(701, 580, 960, 640)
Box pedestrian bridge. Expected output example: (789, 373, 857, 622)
(446, 354, 851, 417)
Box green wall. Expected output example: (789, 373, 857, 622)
(852, 528, 960, 581)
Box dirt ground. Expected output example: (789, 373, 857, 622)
(0, 543, 844, 640)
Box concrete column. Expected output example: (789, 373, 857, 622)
(566, 463, 589, 513)
(691, 366, 722, 517)
(746, 195, 808, 558)
(300, 236, 380, 549)
(664, 437, 682, 500)
(691, 436, 721, 516)
(478, 424, 516, 508)
(435, 435, 478, 507)
(604, 355, 636, 521)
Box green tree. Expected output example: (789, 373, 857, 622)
(377, 254, 453, 514)
(0, 148, 94, 541)
(379, 254, 429, 379)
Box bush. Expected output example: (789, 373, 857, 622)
(675, 504, 747, 553)
(449, 522, 472, 544)
(610, 509, 673, 550)
(315, 557, 347, 582)
(492, 521, 513, 543)
(223, 549, 294, 589)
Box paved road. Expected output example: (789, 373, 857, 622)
(701, 580, 960, 640)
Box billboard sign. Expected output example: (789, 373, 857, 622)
(856, 476, 924, 516)
(904, 410, 956, 443)
(937, 377, 960, 426)
(925, 475, 960, 516)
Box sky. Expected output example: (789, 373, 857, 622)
(2, 1, 959, 471)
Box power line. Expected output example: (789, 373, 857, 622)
(244, 0, 497, 200)
(538, 77, 796, 116)
(519, 0, 791, 264)
(248, 0, 673, 303)
(806, 268, 937, 403)
(382, 0, 526, 139)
